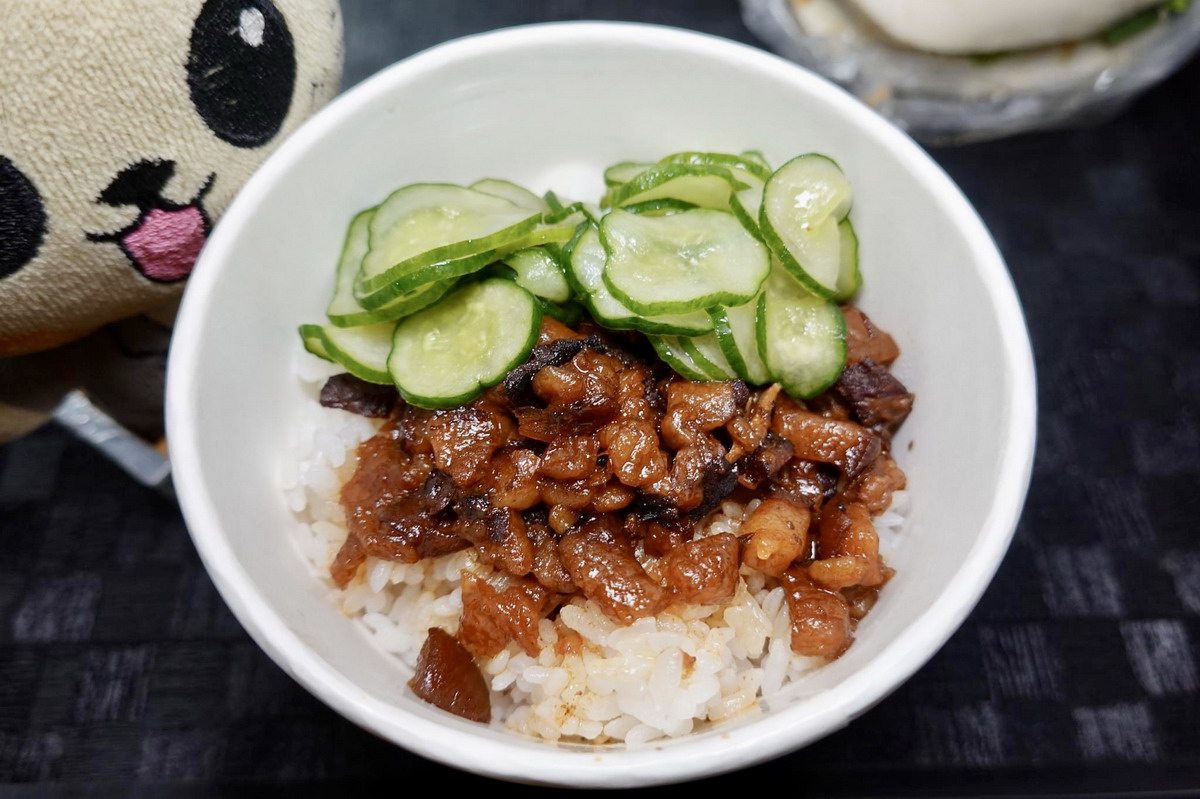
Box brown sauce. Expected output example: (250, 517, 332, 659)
(325, 308, 913, 720)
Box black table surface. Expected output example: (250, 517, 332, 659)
(2, 1, 1199, 796)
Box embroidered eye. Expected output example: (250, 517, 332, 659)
(187, 0, 296, 148)
(0, 155, 48, 280)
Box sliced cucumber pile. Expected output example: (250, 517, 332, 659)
(301, 150, 862, 407)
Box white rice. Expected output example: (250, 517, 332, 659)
(283, 348, 906, 744)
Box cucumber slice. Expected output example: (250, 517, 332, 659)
(558, 221, 591, 290)
(494, 222, 578, 257)
(301, 328, 332, 361)
(469, 178, 547, 214)
(355, 276, 460, 321)
(579, 203, 605, 226)
(299, 321, 395, 384)
(603, 163, 745, 211)
(358, 184, 539, 295)
(355, 249, 494, 310)
(710, 300, 771, 384)
(678, 332, 737, 380)
(502, 247, 572, 303)
(621, 198, 699, 216)
(542, 192, 588, 225)
(543, 190, 569, 216)
(325, 208, 379, 327)
(756, 267, 847, 399)
(759, 154, 853, 300)
(603, 161, 653, 188)
(600, 208, 769, 316)
(657, 151, 772, 182)
(834, 219, 861, 302)
(729, 172, 765, 241)
(648, 336, 713, 382)
(740, 150, 772, 172)
(566, 225, 713, 336)
(544, 204, 587, 225)
(388, 279, 541, 409)
(539, 297, 584, 326)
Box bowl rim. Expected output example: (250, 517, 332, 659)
(166, 20, 1037, 788)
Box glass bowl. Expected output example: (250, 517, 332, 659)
(742, 0, 1200, 144)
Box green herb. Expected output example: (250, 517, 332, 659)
(1100, 0, 1191, 46)
(1102, 7, 1163, 45)
(969, 50, 1013, 65)
(971, 0, 1189, 60)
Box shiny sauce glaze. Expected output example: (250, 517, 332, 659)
(326, 310, 913, 721)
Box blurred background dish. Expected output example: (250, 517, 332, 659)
(743, 0, 1200, 143)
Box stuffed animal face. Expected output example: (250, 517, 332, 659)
(0, 0, 343, 356)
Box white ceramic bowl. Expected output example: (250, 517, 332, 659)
(167, 22, 1036, 788)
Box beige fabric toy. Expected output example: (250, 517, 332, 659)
(0, 0, 343, 440)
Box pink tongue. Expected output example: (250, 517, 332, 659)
(122, 206, 206, 281)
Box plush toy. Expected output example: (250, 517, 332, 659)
(0, 0, 343, 441)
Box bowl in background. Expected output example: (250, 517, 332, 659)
(742, 0, 1200, 144)
(166, 22, 1036, 787)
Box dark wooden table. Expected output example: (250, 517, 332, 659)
(2, 1, 1198, 795)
